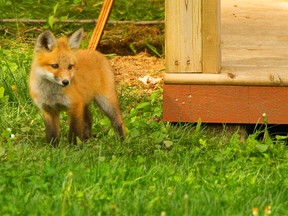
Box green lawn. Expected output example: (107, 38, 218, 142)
(0, 0, 164, 21)
(1, 1, 288, 215)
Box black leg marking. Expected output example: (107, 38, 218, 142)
(95, 95, 125, 140)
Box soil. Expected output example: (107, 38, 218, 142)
(98, 24, 164, 56)
(97, 24, 165, 88)
(111, 53, 164, 89)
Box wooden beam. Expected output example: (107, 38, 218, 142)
(164, 71, 287, 86)
(202, 0, 221, 73)
(165, 0, 202, 73)
(0, 19, 164, 25)
(88, 0, 115, 50)
(192, 0, 203, 72)
(165, 0, 221, 74)
(163, 84, 288, 124)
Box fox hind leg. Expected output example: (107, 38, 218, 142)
(95, 95, 126, 140)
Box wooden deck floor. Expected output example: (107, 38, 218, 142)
(222, 0, 288, 82)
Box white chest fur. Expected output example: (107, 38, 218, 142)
(31, 66, 71, 113)
(32, 79, 71, 113)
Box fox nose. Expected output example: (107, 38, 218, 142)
(62, 79, 70, 86)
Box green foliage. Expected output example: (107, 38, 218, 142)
(0, 87, 8, 104)
(1, 101, 288, 215)
(146, 43, 163, 58)
(0, 47, 32, 105)
(48, 3, 59, 29)
(0, 0, 164, 21)
(125, 89, 165, 143)
(0, 127, 15, 146)
(129, 42, 137, 55)
(112, 0, 164, 21)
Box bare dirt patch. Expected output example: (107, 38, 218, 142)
(98, 24, 165, 89)
(98, 24, 164, 56)
(111, 52, 164, 89)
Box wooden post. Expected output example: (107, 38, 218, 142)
(165, 0, 221, 74)
(202, 0, 221, 73)
(88, 0, 115, 51)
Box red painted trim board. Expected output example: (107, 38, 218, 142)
(163, 84, 288, 124)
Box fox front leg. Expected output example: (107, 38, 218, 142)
(68, 104, 86, 144)
(43, 111, 60, 146)
(83, 105, 93, 140)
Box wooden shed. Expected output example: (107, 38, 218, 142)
(163, 0, 288, 124)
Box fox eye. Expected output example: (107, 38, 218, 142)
(50, 64, 59, 69)
(68, 64, 74, 70)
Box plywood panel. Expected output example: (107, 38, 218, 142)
(163, 84, 288, 124)
(162, 85, 192, 122)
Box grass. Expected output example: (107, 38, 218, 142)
(2, 98, 288, 215)
(0, 0, 164, 21)
(1, 1, 288, 215)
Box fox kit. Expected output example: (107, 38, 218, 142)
(29, 28, 125, 145)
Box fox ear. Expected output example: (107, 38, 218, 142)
(68, 28, 84, 49)
(35, 30, 57, 52)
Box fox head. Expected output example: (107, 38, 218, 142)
(33, 28, 84, 87)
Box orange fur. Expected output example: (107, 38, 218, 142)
(29, 28, 125, 145)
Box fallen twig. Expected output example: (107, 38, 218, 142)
(0, 18, 164, 25)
